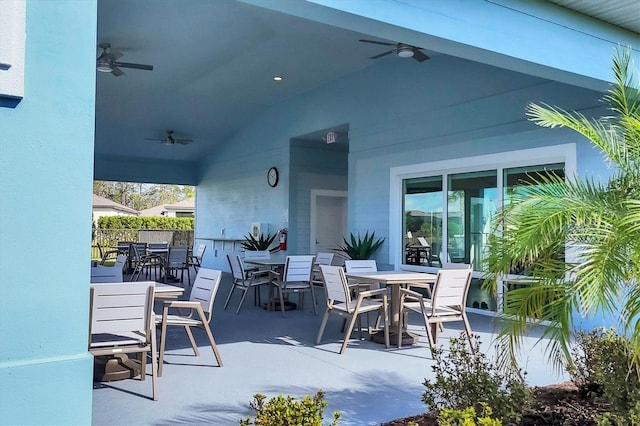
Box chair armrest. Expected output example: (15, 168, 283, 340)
(163, 300, 200, 309)
(399, 287, 425, 303)
(358, 288, 388, 298)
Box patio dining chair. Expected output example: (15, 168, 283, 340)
(162, 245, 190, 284)
(188, 243, 207, 274)
(156, 268, 224, 377)
(88, 282, 158, 400)
(224, 253, 271, 313)
(269, 255, 316, 317)
(397, 266, 473, 351)
(311, 252, 335, 304)
(316, 265, 389, 354)
(130, 243, 163, 282)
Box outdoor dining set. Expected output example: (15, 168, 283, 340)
(88, 245, 474, 401)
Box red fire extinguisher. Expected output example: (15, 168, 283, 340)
(279, 229, 287, 251)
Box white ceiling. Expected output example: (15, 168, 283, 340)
(95, 0, 639, 165)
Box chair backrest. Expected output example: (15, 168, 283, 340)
(226, 253, 246, 281)
(244, 250, 271, 261)
(89, 282, 154, 337)
(344, 259, 377, 274)
(430, 268, 472, 311)
(442, 262, 471, 270)
(148, 243, 169, 250)
(283, 255, 315, 283)
(189, 268, 223, 317)
(315, 252, 335, 266)
(417, 237, 430, 247)
(167, 246, 189, 264)
(194, 243, 206, 259)
(319, 265, 351, 307)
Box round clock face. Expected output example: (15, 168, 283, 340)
(267, 167, 279, 187)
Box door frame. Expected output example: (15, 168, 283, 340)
(309, 189, 348, 254)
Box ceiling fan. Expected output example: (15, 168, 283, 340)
(144, 130, 193, 146)
(358, 39, 430, 62)
(96, 43, 154, 76)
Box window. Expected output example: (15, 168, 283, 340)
(392, 144, 575, 314)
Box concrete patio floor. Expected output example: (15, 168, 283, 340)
(91, 271, 567, 425)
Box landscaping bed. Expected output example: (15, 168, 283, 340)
(381, 381, 613, 426)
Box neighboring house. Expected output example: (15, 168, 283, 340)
(139, 198, 194, 218)
(1, 1, 638, 424)
(92, 194, 139, 223)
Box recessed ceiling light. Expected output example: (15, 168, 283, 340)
(273, 76, 283, 81)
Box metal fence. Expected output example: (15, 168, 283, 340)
(91, 229, 194, 259)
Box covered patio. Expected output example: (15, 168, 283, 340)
(92, 272, 563, 425)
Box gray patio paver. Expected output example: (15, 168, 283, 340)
(92, 273, 566, 425)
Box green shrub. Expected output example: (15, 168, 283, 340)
(596, 401, 640, 426)
(438, 403, 502, 426)
(97, 215, 194, 230)
(422, 335, 531, 423)
(569, 328, 640, 415)
(239, 390, 340, 426)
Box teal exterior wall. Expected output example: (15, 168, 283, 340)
(0, 1, 97, 424)
(196, 52, 605, 266)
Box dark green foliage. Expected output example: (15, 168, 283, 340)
(569, 328, 640, 417)
(334, 231, 385, 260)
(239, 390, 340, 426)
(97, 215, 194, 230)
(422, 335, 531, 423)
(241, 232, 279, 253)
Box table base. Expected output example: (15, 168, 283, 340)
(94, 354, 141, 382)
(262, 300, 297, 311)
(372, 329, 418, 346)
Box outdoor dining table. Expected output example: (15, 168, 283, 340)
(344, 270, 437, 346)
(90, 281, 184, 381)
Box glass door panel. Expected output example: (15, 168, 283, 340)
(403, 176, 443, 266)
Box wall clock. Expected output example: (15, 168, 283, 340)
(267, 167, 279, 187)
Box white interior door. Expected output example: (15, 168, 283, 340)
(311, 191, 347, 254)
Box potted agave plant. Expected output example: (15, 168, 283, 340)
(241, 232, 280, 253)
(335, 231, 384, 260)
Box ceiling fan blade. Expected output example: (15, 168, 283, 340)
(412, 48, 430, 62)
(144, 137, 164, 142)
(111, 66, 125, 77)
(113, 61, 154, 71)
(370, 50, 395, 60)
(175, 139, 193, 145)
(359, 39, 395, 46)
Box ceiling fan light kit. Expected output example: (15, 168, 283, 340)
(396, 45, 414, 58)
(358, 39, 429, 62)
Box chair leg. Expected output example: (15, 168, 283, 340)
(236, 287, 249, 314)
(184, 326, 199, 356)
(278, 287, 286, 317)
(397, 312, 404, 349)
(462, 313, 475, 353)
(158, 306, 169, 377)
(309, 288, 317, 315)
(196, 305, 223, 367)
(341, 314, 359, 354)
(382, 303, 390, 349)
(316, 310, 331, 344)
(150, 325, 158, 401)
(223, 283, 236, 310)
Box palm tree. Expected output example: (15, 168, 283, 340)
(483, 47, 640, 373)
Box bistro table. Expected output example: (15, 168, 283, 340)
(344, 270, 437, 345)
(90, 281, 184, 381)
